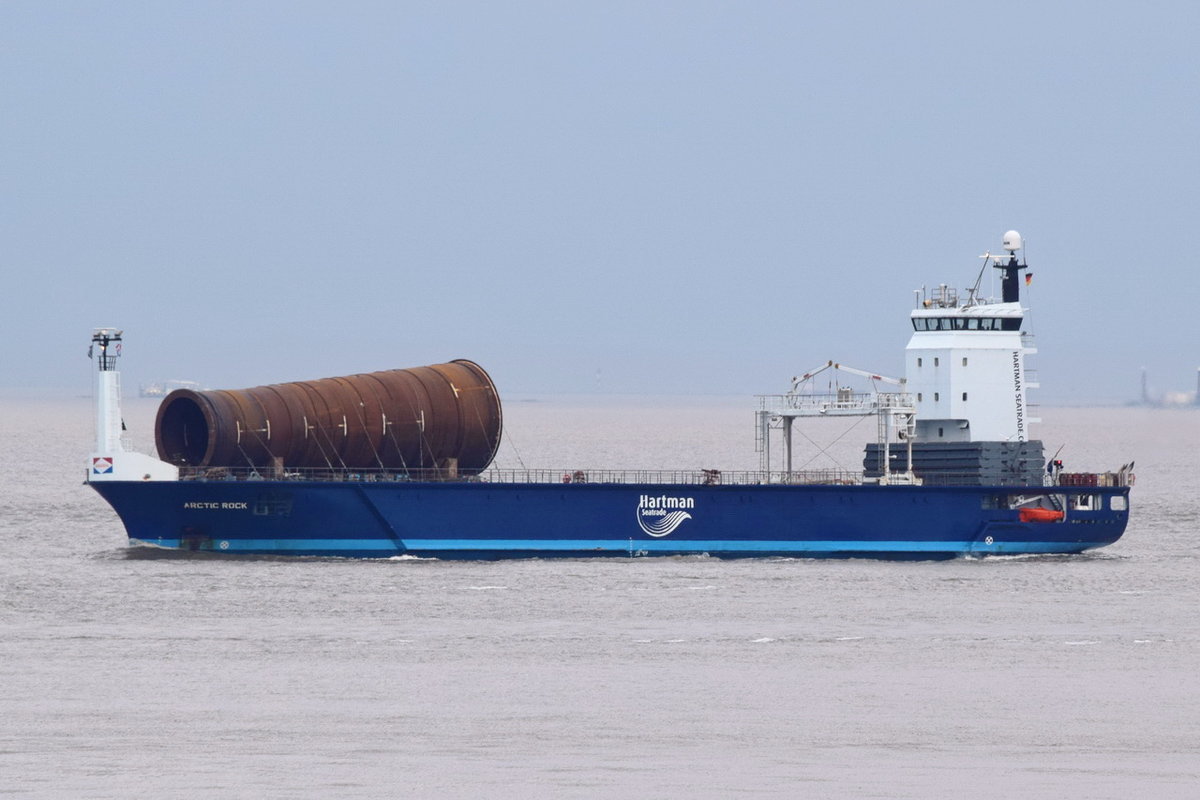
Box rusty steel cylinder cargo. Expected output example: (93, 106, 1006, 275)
(154, 360, 502, 474)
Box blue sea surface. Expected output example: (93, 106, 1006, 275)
(1, 396, 1197, 798)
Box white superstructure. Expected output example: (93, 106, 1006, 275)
(904, 232, 1039, 443)
(88, 328, 178, 483)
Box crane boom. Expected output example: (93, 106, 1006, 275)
(791, 360, 905, 391)
(831, 362, 906, 386)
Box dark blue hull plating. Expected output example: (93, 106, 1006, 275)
(89, 479, 1130, 559)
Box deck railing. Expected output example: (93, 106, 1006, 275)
(176, 465, 1128, 488)
(178, 465, 863, 486)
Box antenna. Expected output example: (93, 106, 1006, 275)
(969, 251, 991, 304)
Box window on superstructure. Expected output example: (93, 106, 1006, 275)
(917, 393, 923, 401)
(962, 357, 968, 366)
(917, 358, 923, 367)
(967, 319, 979, 330)
(934, 357, 940, 367)
(934, 392, 940, 401)
(962, 392, 968, 401)
(954, 318, 966, 330)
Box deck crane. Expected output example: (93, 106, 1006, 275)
(791, 361, 907, 394)
(759, 361, 916, 484)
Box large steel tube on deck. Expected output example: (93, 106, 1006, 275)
(154, 360, 502, 474)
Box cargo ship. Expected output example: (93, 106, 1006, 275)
(87, 232, 1131, 558)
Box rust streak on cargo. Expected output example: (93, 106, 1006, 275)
(154, 360, 502, 475)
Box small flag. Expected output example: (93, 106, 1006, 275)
(1025, 272, 1033, 286)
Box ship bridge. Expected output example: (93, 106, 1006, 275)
(905, 232, 1039, 444)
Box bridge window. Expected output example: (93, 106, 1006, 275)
(914, 316, 1014, 332)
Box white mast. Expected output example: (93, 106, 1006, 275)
(88, 328, 179, 482)
(92, 328, 124, 453)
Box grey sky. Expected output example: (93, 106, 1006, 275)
(4, 1, 1197, 403)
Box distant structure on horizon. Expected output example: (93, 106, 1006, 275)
(139, 379, 204, 398)
(1133, 367, 1199, 407)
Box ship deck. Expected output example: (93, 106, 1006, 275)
(176, 466, 1130, 489)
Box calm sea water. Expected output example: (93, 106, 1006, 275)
(2, 395, 1197, 799)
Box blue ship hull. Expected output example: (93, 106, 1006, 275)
(90, 479, 1130, 559)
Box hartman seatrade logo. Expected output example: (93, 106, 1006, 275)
(636, 494, 695, 537)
